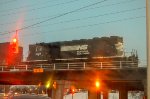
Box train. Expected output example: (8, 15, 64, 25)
(27, 36, 138, 66)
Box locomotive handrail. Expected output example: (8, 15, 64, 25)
(0, 60, 140, 72)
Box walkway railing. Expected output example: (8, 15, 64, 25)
(0, 61, 140, 72)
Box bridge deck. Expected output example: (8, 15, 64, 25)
(0, 61, 139, 72)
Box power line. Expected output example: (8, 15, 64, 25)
(15, 15, 145, 38)
(29, 7, 145, 29)
(0, 0, 18, 5)
(59, 16, 145, 31)
(79, 0, 140, 12)
(0, 0, 80, 17)
(0, 0, 139, 26)
(0, 6, 144, 27)
(0, 0, 107, 35)
(0, 15, 145, 40)
(0, 0, 55, 13)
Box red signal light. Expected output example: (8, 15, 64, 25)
(11, 37, 18, 53)
(13, 38, 17, 43)
(10, 30, 19, 53)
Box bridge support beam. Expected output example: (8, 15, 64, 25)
(103, 91, 108, 99)
(143, 79, 147, 98)
(88, 90, 97, 99)
(47, 88, 52, 98)
(119, 89, 128, 99)
(97, 91, 101, 99)
(51, 80, 64, 99)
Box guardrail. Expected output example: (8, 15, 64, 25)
(0, 61, 140, 72)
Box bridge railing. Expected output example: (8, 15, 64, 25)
(36, 61, 138, 70)
(0, 65, 32, 72)
(0, 61, 139, 72)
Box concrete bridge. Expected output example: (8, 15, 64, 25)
(0, 61, 147, 99)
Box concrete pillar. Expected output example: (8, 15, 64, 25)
(146, 0, 150, 98)
(88, 90, 97, 99)
(98, 91, 101, 99)
(119, 89, 128, 99)
(51, 80, 64, 99)
(143, 79, 147, 98)
(103, 91, 108, 99)
(47, 88, 52, 98)
(52, 89, 56, 99)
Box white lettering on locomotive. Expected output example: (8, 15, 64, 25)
(35, 46, 43, 56)
(61, 45, 89, 55)
(61, 45, 88, 51)
(115, 42, 123, 56)
(77, 50, 89, 55)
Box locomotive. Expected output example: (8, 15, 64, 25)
(27, 36, 138, 66)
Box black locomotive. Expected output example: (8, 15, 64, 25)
(27, 36, 138, 66)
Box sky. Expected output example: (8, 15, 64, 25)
(0, 0, 146, 65)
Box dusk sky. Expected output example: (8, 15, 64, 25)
(0, 0, 146, 65)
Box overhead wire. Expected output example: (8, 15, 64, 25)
(0, 6, 145, 32)
(25, 16, 146, 37)
(0, 0, 80, 17)
(0, 0, 107, 35)
(1, 15, 144, 39)
(0, 0, 56, 13)
(0, 0, 18, 5)
(79, 0, 139, 12)
(58, 16, 145, 31)
(0, 0, 140, 26)
(29, 7, 145, 29)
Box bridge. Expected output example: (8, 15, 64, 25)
(0, 61, 147, 99)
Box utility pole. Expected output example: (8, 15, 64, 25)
(72, 94, 73, 99)
(146, 0, 150, 98)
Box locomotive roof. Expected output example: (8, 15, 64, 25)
(32, 36, 123, 46)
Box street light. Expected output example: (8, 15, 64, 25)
(71, 88, 75, 99)
(46, 81, 50, 94)
(95, 81, 100, 89)
(95, 80, 101, 99)
(46, 82, 50, 89)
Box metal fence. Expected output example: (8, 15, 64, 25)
(0, 61, 140, 72)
